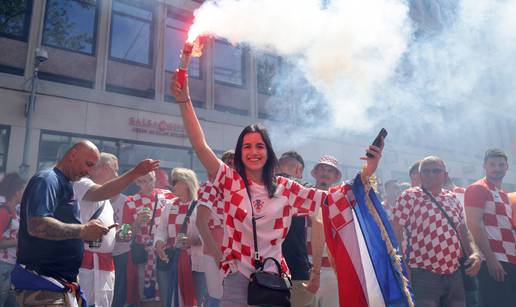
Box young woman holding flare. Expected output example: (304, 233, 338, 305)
(170, 72, 383, 306)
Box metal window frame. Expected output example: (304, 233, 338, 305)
(41, 0, 99, 56)
(108, 0, 154, 67)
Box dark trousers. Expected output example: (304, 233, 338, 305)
(478, 261, 516, 307)
(411, 268, 465, 307)
(111, 252, 129, 307)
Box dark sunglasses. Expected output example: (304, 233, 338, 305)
(421, 168, 445, 175)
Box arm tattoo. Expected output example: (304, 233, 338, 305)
(28, 217, 82, 240)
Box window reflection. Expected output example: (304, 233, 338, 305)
(37, 131, 209, 182)
(0, 126, 10, 173)
(43, 0, 97, 54)
(110, 0, 152, 65)
(256, 53, 281, 95)
(0, 0, 32, 40)
(214, 40, 244, 86)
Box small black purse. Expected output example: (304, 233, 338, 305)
(131, 192, 159, 264)
(248, 257, 292, 307)
(245, 187, 292, 307)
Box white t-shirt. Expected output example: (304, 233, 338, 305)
(74, 178, 116, 254)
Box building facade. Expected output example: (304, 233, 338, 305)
(0, 0, 515, 191)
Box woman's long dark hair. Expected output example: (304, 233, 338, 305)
(234, 123, 278, 198)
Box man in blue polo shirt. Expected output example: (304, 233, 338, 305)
(12, 140, 160, 306)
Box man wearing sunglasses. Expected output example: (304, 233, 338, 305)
(391, 156, 481, 307)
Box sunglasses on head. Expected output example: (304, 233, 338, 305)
(420, 168, 445, 175)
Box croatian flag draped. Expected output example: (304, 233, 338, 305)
(323, 174, 414, 307)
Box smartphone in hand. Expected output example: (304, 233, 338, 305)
(366, 128, 388, 158)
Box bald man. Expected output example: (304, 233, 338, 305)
(12, 140, 160, 306)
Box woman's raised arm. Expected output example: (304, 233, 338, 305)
(170, 73, 220, 178)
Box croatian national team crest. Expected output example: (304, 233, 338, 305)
(253, 199, 264, 213)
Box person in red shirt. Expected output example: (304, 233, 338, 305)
(0, 173, 25, 306)
(464, 149, 516, 307)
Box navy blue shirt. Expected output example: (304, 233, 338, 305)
(17, 167, 83, 282)
(282, 216, 311, 280)
(277, 173, 311, 281)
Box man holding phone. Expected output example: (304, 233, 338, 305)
(13, 141, 159, 306)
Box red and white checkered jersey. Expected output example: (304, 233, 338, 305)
(154, 198, 194, 247)
(306, 216, 332, 268)
(212, 162, 326, 278)
(393, 187, 464, 274)
(122, 189, 174, 244)
(464, 178, 516, 264)
(0, 207, 18, 264)
(197, 181, 224, 229)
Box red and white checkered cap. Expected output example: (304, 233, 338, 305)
(313, 155, 342, 178)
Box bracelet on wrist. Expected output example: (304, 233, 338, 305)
(176, 97, 191, 104)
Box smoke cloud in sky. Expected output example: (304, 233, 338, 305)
(190, 0, 410, 131)
(189, 0, 516, 154)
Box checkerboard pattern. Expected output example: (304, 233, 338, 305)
(465, 179, 516, 264)
(123, 188, 174, 299)
(162, 198, 194, 247)
(393, 187, 464, 274)
(197, 181, 224, 229)
(212, 163, 325, 278)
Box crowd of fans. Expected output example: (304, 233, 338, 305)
(0, 73, 513, 307)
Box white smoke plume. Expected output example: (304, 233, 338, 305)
(189, 0, 516, 160)
(189, 0, 411, 131)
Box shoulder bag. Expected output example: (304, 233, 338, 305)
(245, 187, 292, 307)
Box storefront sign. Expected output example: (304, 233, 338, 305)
(128, 117, 186, 137)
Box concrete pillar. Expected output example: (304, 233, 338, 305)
(94, 0, 113, 91)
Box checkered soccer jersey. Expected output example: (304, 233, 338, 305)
(122, 188, 174, 297)
(210, 162, 326, 278)
(393, 187, 464, 274)
(464, 178, 516, 264)
(155, 198, 194, 247)
(197, 181, 224, 229)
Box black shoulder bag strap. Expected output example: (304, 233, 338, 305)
(89, 203, 105, 221)
(179, 200, 198, 234)
(421, 187, 469, 258)
(245, 185, 261, 270)
(148, 192, 159, 236)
